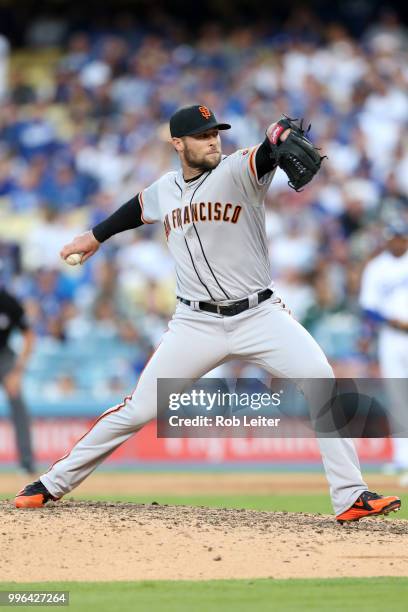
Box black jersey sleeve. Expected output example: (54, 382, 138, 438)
(92, 194, 144, 243)
(13, 300, 28, 331)
(3, 291, 29, 331)
(255, 138, 278, 179)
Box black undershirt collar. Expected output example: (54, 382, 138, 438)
(183, 171, 206, 183)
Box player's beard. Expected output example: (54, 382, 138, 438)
(183, 145, 221, 172)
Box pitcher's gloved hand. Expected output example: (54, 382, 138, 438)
(266, 116, 326, 191)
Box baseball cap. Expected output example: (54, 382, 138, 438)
(169, 105, 231, 138)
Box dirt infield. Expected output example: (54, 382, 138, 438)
(2, 472, 407, 582)
(1, 500, 407, 582)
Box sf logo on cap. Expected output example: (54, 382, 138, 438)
(199, 106, 211, 119)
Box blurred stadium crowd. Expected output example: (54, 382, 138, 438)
(0, 6, 408, 405)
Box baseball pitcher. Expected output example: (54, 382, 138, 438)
(16, 105, 400, 523)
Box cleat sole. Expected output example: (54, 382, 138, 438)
(337, 499, 401, 525)
(15, 494, 45, 509)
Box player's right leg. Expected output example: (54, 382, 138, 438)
(15, 303, 229, 507)
(233, 297, 401, 521)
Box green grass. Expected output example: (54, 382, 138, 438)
(73, 492, 335, 513)
(2, 491, 407, 518)
(0, 578, 407, 611)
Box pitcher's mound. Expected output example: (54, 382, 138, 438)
(2, 500, 407, 581)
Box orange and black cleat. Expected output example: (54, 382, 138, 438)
(336, 491, 401, 524)
(15, 480, 58, 509)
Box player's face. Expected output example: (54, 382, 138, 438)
(180, 129, 222, 171)
(388, 235, 408, 257)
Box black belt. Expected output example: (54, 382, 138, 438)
(178, 289, 273, 317)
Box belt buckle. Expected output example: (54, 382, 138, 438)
(227, 303, 237, 316)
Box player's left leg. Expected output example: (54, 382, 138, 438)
(228, 297, 400, 520)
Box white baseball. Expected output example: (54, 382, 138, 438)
(65, 253, 82, 266)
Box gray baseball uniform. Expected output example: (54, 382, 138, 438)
(139, 149, 273, 301)
(40, 144, 368, 516)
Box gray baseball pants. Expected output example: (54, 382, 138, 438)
(41, 298, 367, 515)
